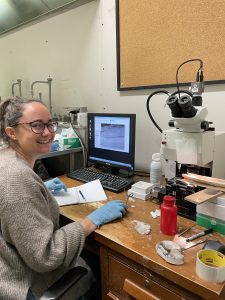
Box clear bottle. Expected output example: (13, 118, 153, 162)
(160, 195, 177, 235)
(150, 153, 162, 187)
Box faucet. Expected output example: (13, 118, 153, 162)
(31, 77, 53, 114)
(12, 79, 22, 96)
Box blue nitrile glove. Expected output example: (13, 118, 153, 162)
(87, 200, 128, 228)
(45, 178, 67, 193)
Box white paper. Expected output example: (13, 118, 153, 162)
(53, 179, 107, 206)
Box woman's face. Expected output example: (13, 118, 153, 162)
(10, 102, 55, 159)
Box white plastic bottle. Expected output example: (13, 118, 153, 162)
(150, 153, 162, 187)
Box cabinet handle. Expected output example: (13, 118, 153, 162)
(123, 278, 159, 300)
(106, 291, 121, 300)
(144, 279, 150, 288)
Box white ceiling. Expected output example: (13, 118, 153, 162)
(0, 0, 93, 35)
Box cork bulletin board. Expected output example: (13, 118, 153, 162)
(116, 0, 225, 90)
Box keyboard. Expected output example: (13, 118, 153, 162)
(67, 168, 134, 193)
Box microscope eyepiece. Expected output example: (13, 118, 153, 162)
(166, 95, 182, 117)
(178, 95, 197, 118)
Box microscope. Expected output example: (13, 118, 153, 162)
(146, 59, 225, 219)
(161, 87, 225, 180)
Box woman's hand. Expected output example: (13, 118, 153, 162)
(87, 200, 128, 228)
(45, 178, 67, 193)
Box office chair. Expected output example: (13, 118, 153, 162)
(27, 266, 88, 300)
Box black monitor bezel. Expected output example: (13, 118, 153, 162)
(88, 113, 136, 173)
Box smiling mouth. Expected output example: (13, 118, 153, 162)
(38, 140, 51, 144)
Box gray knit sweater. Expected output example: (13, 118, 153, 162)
(0, 148, 86, 299)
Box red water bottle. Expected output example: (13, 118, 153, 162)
(160, 195, 177, 235)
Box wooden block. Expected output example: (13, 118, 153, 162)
(182, 173, 225, 189)
(185, 189, 225, 204)
(182, 179, 225, 193)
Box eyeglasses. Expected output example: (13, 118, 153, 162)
(13, 121, 58, 134)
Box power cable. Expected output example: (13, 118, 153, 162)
(146, 90, 170, 133)
(176, 58, 203, 99)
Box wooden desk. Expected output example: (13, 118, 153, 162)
(59, 175, 225, 300)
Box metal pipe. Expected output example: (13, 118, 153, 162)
(30, 77, 53, 114)
(12, 79, 22, 96)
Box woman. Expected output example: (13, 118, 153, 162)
(0, 97, 127, 300)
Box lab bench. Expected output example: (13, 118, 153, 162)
(59, 175, 225, 300)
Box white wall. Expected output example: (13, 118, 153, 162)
(0, 0, 225, 171)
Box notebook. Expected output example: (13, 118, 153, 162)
(53, 179, 107, 206)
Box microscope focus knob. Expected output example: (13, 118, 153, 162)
(201, 121, 209, 130)
(168, 120, 175, 127)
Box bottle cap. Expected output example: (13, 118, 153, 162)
(152, 153, 161, 161)
(163, 195, 175, 205)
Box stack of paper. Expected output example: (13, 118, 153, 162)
(53, 179, 107, 206)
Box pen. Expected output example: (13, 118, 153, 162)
(186, 228, 213, 242)
(78, 190, 86, 201)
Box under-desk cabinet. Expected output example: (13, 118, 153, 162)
(100, 247, 202, 300)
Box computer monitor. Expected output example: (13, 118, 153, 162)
(88, 113, 136, 176)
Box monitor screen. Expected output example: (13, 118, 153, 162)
(88, 113, 136, 174)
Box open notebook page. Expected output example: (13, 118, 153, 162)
(53, 179, 107, 206)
